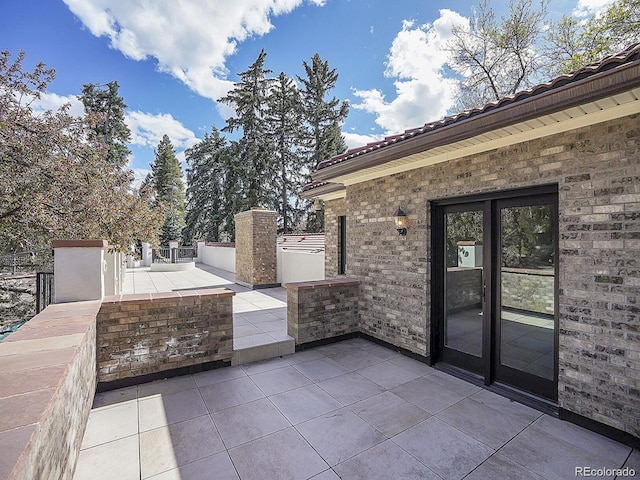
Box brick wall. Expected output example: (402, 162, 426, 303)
(235, 209, 278, 288)
(287, 278, 359, 345)
(502, 268, 555, 315)
(332, 114, 639, 437)
(97, 289, 233, 384)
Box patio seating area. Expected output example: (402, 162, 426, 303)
(73, 336, 638, 479)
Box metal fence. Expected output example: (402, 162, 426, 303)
(0, 250, 53, 274)
(152, 247, 195, 264)
(36, 271, 54, 313)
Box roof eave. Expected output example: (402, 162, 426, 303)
(313, 61, 640, 183)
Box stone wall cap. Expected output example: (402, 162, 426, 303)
(110, 288, 235, 305)
(285, 277, 360, 290)
(52, 239, 108, 248)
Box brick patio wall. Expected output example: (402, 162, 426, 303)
(286, 278, 359, 345)
(502, 268, 555, 315)
(0, 300, 100, 480)
(97, 289, 234, 384)
(330, 114, 639, 437)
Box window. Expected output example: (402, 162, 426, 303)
(338, 215, 346, 274)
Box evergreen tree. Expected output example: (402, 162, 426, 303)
(147, 135, 186, 245)
(297, 53, 349, 231)
(266, 72, 305, 233)
(79, 81, 131, 167)
(219, 49, 275, 211)
(183, 127, 235, 242)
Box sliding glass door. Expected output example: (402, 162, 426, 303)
(433, 187, 558, 401)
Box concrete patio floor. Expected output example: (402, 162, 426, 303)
(73, 337, 639, 480)
(123, 264, 292, 363)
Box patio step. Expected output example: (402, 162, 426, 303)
(232, 336, 295, 365)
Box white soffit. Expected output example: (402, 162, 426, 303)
(332, 87, 640, 187)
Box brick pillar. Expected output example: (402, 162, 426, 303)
(234, 208, 279, 289)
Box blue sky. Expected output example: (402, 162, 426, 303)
(2, 0, 611, 182)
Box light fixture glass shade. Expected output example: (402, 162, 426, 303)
(393, 207, 408, 235)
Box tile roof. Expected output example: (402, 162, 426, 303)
(315, 42, 640, 174)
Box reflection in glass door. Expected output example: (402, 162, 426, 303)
(495, 200, 557, 398)
(442, 207, 484, 374)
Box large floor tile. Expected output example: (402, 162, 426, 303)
(334, 440, 440, 480)
(388, 355, 435, 376)
(199, 376, 264, 412)
(138, 376, 197, 399)
(427, 371, 482, 396)
(73, 435, 139, 480)
(499, 422, 625, 480)
(391, 376, 467, 414)
(139, 416, 224, 479)
(229, 427, 328, 480)
(250, 366, 312, 396)
(81, 400, 138, 449)
(317, 372, 385, 405)
(357, 361, 421, 390)
(212, 398, 290, 448)
(393, 416, 494, 480)
(331, 350, 387, 371)
(192, 365, 246, 388)
(350, 391, 430, 438)
(92, 386, 137, 409)
(146, 452, 239, 480)
(531, 415, 632, 466)
(297, 407, 386, 466)
(292, 357, 350, 382)
(270, 384, 343, 425)
(241, 356, 291, 375)
(464, 453, 545, 480)
(309, 470, 341, 480)
(283, 349, 326, 365)
(468, 389, 541, 423)
(139, 388, 208, 432)
(358, 342, 402, 360)
(437, 397, 534, 449)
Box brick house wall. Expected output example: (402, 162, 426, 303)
(324, 198, 346, 279)
(327, 114, 639, 437)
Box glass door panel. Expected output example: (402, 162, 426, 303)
(444, 209, 484, 360)
(498, 204, 556, 380)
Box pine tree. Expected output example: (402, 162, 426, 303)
(297, 53, 349, 231)
(79, 81, 131, 167)
(266, 72, 305, 233)
(147, 135, 186, 245)
(219, 49, 275, 211)
(183, 128, 235, 242)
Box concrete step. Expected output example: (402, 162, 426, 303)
(232, 336, 295, 365)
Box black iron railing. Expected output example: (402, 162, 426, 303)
(152, 247, 195, 264)
(36, 271, 54, 313)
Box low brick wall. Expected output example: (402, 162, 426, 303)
(446, 267, 482, 311)
(286, 278, 359, 345)
(502, 268, 554, 315)
(97, 289, 234, 386)
(0, 300, 100, 480)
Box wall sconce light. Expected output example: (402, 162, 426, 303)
(393, 207, 408, 236)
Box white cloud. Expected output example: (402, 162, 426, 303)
(126, 111, 199, 151)
(343, 131, 383, 150)
(31, 92, 85, 117)
(62, 0, 322, 109)
(572, 0, 615, 17)
(352, 10, 467, 135)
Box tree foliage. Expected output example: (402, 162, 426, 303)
(146, 135, 186, 245)
(447, 0, 640, 111)
(0, 50, 163, 253)
(79, 81, 131, 167)
(219, 49, 275, 211)
(183, 127, 234, 242)
(447, 0, 549, 110)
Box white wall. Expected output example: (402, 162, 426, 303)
(277, 250, 325, 284)
(200, 244, 236, 273)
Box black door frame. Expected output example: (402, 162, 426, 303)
(431, 184, 559, 402)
